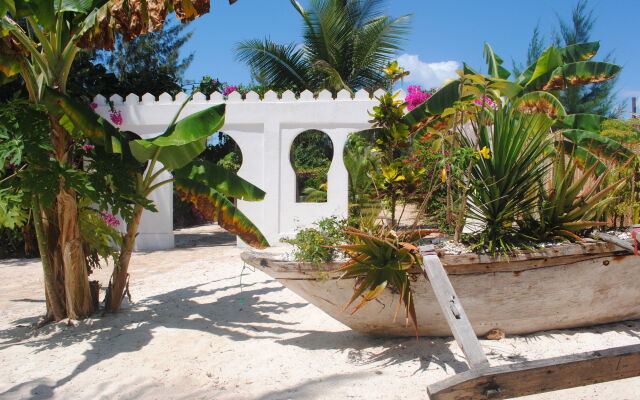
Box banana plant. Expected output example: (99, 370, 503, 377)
(43, 88, 269, 312)
(1, 0, 239, 321)
(402, 41, 630, 173)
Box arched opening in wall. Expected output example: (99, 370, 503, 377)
(290, 130, 334, 203)
(343, 131, 378, 218)
(173, 132, 243, 228)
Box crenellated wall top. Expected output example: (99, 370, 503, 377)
(92, 88, 400, 107)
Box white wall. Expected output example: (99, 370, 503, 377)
(93, 88, 396, 249)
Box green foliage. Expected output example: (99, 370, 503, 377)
(513, 0, 623, 117)
(601, 119, 640, 144)
(335, 225, 422, 335)
(97, 17, 193, 94)
(521, 156, 622, 242)
(291, 130, 333, 202)
(466, 108, 554, 253)
(291, 130, 333, 170)
(78, 201, 123, 271)
(196, 76, 224, 97)
(0, 98, 52, 228)
(236, 0, 410, 92)
(343, 134, 374, 208)
(283, 216, 348, 263)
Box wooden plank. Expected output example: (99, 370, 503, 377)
(428, 343, 640, 400)
(591, 232, 636, 253)
(421, 252, 489, 368)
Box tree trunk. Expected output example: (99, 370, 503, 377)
(32, 197, 66, 320)
(105, 205, 144, 312)
(49, 117, 93, 319)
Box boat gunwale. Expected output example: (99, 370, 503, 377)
(242, 240, 634, 279)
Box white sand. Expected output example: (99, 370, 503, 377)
(1, 224, 639, 400)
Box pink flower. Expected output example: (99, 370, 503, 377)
(407, 85, 422, 94)
(90, 103, 98, 110)
(223, 86, 238, 96)
(405, 85, 435, 111)
(82, 144, 95, 151)
(473, 96, 498, 110)
(109, 110, 123, 126)
(99, 211, 120, 227)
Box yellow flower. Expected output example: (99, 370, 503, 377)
(440, 168, 447, 182)
(478, 146, 491, 159)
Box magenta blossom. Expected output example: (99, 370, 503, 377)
(90, 103, 98, 110)
(223, 86, 239, 96)
(82, 144, 95, 151)
(405, 85, 435, 111)
(99, 211, 120, 227)
(109, 110, 123, 126)
(473, 95, 498, 110)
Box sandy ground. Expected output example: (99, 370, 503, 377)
(1, 224, 639, 400)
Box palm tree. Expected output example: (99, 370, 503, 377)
(235, 0, 410, 93)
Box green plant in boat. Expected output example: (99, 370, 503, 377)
(465, 107, 554, 253)
(335, 226, 428, 335)
(522, 155, 625, 242)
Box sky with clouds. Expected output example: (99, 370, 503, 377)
(181, 0, 640, 110)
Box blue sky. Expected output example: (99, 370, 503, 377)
(181, 0, 639, 110)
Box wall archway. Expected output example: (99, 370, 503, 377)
(289, 129, 334, 203)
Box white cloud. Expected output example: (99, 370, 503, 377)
(396, 54, 460, 89)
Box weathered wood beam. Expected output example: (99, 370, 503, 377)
(421, 249, 489, 369)
(590, 232, 635, 253)
(428, 343, 640, 400)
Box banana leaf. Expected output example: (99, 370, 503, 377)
(513, 91, 566, 119)
(174, 160, 265, 201)
(562, 129, 635, 163)
(41, 86, 138, 157)
(523, 46, 563, 91)
(76, 0, 238, 50)
(483, 42, 510, 79)
(543, 61, 622, 91)
(0, 53, 20, 78)
(487, 78, 523, 99)
(130, 104, 225, 170)
(555, 113, 605, 132)
(175, 178, 269, 248)
(558, 41, 599, 63)
(402, 79, 460, 127)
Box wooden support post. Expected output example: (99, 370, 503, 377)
(420, 247, 489, 369)
(428, 343, 640, 400)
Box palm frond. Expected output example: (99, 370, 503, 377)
(235, 38, 310, 90)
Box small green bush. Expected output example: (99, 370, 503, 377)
(283, 216, 348, 263)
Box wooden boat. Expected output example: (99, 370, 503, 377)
(241, 240, 640, 337)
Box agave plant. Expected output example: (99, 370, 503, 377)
(334, 225, 426, 335)
(43, 88, 268, 311)
(465, 107, 554, 253)
(522, 153, 624, 242)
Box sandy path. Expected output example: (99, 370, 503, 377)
(1, 224, 639, 400)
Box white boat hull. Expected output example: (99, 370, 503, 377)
(242, 241, 640, 337)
